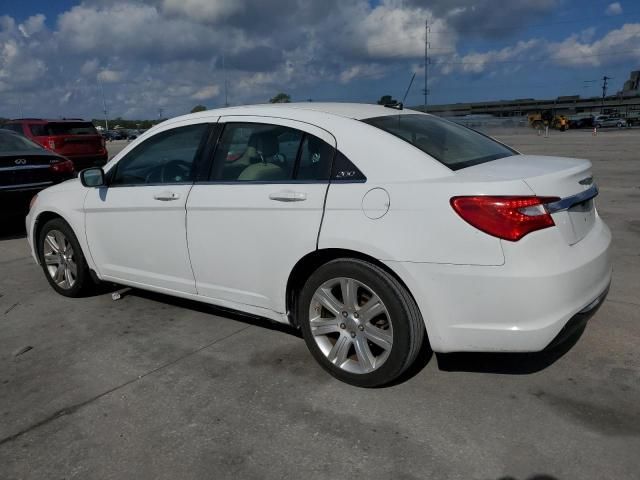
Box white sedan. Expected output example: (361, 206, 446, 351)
(26, 103, 612, 387)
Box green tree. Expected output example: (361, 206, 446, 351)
(377, 95, 397, 105)
(269, 93, 291, 103)
(191, 104, 207, 113)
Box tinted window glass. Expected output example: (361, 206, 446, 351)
(296, 135, 333, 181)
(331, 152, 366, 182)
(363, 114, 516, 171)
(45, 122, 98, 136)
(2, 124, 23, 134)
(211, 123, 303, 182)
(28, 124, 48, 136)
(0, 132, 44, 152)
(111, 124, 208, 186)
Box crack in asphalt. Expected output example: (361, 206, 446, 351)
(0, 324, 252, 447)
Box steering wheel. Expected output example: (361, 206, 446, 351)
(159, 159, 192, 183)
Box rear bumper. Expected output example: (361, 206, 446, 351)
(385, 216, 612, 353)
(545, 284, 609, 350)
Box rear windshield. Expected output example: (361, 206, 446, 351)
(31, 122, 98, 136)
(362, 114, 516, 170)
(0, 131, 44, 152)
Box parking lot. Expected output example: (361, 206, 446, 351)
(1, 128, 638, 479)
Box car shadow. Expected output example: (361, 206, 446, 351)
(102, 286, 585, 381)
(0, 216, 27, 240)
(435, 325, 585, 375)
(121, 287, 302, 338)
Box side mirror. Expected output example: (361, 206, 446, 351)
(80, 167, 106, 187)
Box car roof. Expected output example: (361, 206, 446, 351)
(169, 102, 419, 124)
(8, 118, 90, 123)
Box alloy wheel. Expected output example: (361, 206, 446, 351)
(308, 277, 393, 374)
(43, 229, 77, 289)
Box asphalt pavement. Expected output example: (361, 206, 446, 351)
(1, 128, 638, 479)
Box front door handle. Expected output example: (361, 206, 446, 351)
(153, 191, 180, 201)
(269, 191, 307, 202)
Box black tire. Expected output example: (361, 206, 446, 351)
(298, 258, 425, 387)
(38, 217, 95, 297)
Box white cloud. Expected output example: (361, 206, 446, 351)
(160, 0, 243, 23)
(439, 40, 540, 75)
(17, 14, 46, 38)
(81, 58, 100, 75)
(550, 23, 640, 67)
(339, 64, 385, 84)
(97, 69, 123, 83)
(606, 2, 623, 16)
(191, 85, 220, 100)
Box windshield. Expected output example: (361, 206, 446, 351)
(0, 131, 45, 153)
(363, 114, 516, 170)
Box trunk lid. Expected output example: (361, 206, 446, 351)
(0, 153, 59, 189)
(456, 155, 597, 245)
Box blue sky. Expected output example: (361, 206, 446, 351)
(1, 0, 639, 119)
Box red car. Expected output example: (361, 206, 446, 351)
(2, 118, 108, 169)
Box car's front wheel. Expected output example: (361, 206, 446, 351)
(298, 258, 425, 387)
(38, 217, 95, 297)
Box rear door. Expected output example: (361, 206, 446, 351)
(186, 116, 336, 313)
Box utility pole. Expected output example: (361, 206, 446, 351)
(97, 77, 109, 131)
(158, 108, 164, 121)
(222, 51, 229, 107)
(423, 19, 429, 112)
(601, 76, 612, 106)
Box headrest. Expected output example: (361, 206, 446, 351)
(248, 131, 279, 158)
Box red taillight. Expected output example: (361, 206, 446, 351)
(450, 196, 560, 241)
(50, 159, 75, 175)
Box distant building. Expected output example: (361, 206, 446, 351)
(414, 69, 640, 119)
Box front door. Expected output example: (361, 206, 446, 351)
(84, 122, 211, 293)
(187, 116, 336, 313)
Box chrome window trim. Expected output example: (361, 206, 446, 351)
(0, 165, 51, 172)
(546, 184, 598, 213)
(0, 181, 53, 191)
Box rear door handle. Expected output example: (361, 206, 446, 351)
(269, 191, 307, 202)
(153, 191, 181, 201)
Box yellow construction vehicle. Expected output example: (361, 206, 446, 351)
(528, 110, 569, 131)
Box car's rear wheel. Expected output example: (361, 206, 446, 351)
(38, 218, 94, 297)
(298, 258, 425, 387)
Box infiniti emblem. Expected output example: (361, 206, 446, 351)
(14, 158, 27, 165)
